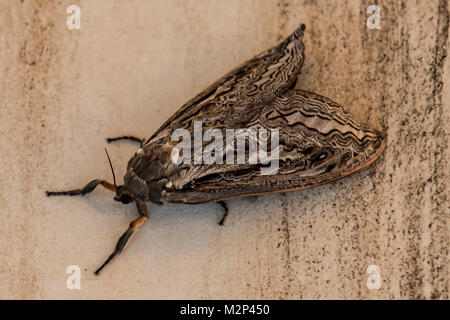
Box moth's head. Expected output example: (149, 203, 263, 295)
(114, 185, 133, 204)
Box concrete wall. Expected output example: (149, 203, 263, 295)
(0, 0, 448, 299)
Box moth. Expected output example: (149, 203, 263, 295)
(46, 24, 386, 275)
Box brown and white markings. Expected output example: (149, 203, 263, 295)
(46, 24, 386, 275)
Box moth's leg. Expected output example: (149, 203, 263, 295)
(106, 136, 144, 146)
(94, 201, 148, 275)
(217, 201, 229, 226)
(45, 179, 116, 197)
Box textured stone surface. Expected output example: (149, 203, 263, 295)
(0, 0, 448, 299)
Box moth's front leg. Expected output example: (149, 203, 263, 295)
(106, 135, 144, 146)
(45, 179, 116, 197)
(94, 200, 149, 275)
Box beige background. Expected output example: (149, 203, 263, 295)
(0, 0, 448, 299)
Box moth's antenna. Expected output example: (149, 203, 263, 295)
(104, 148, 117, 189)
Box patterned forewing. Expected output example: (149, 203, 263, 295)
(163, 89, 386, 203)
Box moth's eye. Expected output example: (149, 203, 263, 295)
(120, 195, 132, 204)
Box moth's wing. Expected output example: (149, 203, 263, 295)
(163, 89, 386, 204)
(146, 25, 306, 143)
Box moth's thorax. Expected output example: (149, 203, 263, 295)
(123, 168, 149, 201)
(123, 149, 171, 203)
